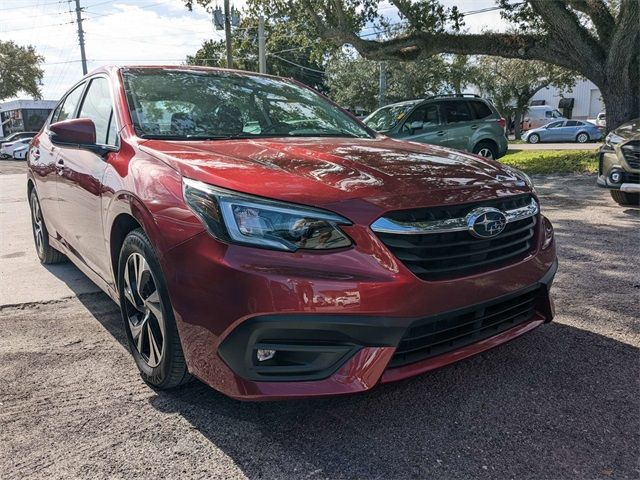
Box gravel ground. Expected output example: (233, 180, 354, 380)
(0, 164, 638, 479)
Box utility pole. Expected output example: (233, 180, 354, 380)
(74, 0, 88, 75)
(223, 0, 233, 69)
(378, 62, 386, 107)
(258, 15, 266, 74)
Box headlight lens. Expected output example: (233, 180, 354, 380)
(605, 132, 623, 148)
(183, 178, 352, 252)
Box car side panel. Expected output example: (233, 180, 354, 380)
(28, 132, 62, 238)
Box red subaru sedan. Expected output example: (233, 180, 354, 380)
(27, 66, 556, 400)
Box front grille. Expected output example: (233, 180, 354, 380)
(622, 141, 640, 169)
(375, 195, 537, 280)
(623, 172, 640, 184)
(389, 287, 542, 368)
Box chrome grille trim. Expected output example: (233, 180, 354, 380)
(371, 198, 539, 235)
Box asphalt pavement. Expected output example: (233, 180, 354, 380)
(0, 160, 638, 479)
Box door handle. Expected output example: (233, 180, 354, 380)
(470, 125, 479, 130)
(436, 131, 445, 136)
(56, 158, 65, 176)
(31, 148, 40, 160)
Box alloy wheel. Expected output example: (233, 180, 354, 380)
(478, 147, 494, 159)
(577, 133, 588, 143)
(31, 195, 44, 256)
(123, 252, 166, 368)
(529, 134, 539, 144)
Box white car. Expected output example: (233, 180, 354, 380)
(0, 137, 33, 159)
(12, 144, 28, 160)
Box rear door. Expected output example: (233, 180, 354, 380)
(55, 76, 118, 279)
(396, 103, 446, 146)
(30, 82, 86, 238)
(440, 100, 475, 151)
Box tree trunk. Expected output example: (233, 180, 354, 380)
(598, 77, 640, 133)
(513, 110, 524, 140)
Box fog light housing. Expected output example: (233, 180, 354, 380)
(542, 216, 554, 250)
(256, 349, 276, 362)
(609, 170, 623, 184)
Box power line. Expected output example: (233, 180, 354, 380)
(0, 0, 64, 11)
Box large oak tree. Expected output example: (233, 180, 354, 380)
(296, 0, 638, 131)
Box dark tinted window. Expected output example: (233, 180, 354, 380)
(79, 77, 117, 146)
(442, 101, 472, 123)
(469, 100, 493, 119)
(54, 83, 85, 123)
(566, 120, 583, 126)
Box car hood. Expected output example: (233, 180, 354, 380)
(139, 136, 531, 220)
(613, 119, 640, 140)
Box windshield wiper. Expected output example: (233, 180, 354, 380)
(139, 134, 250, 141)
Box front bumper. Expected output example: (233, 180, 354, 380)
(597, 147, 640, 191)
(162, 215, 557, 401)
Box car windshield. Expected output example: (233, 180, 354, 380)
(363, 103, 417, 131)
(121, 68, 372, 140)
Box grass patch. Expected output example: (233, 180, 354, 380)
(498, 149, 598, 174)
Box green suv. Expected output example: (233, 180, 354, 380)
(363, 94, 508, 159)
(597, 118, 640, 206)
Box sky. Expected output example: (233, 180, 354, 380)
(0, 0, 507, 101)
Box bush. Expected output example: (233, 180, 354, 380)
(498, 149, 598, 174)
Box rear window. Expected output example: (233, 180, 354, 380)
(469, 100, 493, 119)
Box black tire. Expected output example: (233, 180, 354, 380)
(29, 190, 67, 264)
(472, 141, 498, 160)
(610, 190, 640, 206)
(118, 228, 191, 389)
(576, 132, 589, 143)
(527, 133, 540, 144)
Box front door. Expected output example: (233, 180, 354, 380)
(397, 103, 446, 146)
(55, 77, 118, 279)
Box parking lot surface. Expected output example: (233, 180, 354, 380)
(1, 159, 638, 479)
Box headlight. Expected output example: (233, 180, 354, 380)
(605, 132, 623, 148)
(183, 178, 353, 252)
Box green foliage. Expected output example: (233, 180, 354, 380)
(186, 10, 336, 91)
(499, 149, 598, 174)
(0, 41, 44, 100)
(474, 56, 576, 137)
(325, 52, 475, 111)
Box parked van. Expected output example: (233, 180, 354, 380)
(523, 106, 566, 130)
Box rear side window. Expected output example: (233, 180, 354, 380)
(54, 83, 85, 123)
(442, 101, 472, 123)
(566, 120, 583, 126)
(78, 77, 118, 146)
(469, 101, 493, 119)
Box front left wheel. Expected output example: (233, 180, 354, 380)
(118, 229, 191, 389)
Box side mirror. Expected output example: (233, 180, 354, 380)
(50, 118, 96, 145)
(49, 118, 113, 155)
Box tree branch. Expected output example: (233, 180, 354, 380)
(566, 0, 615, 45)
(528, 0, 605, 62)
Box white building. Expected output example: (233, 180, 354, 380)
(0, 99, 58, 138)
(530, 79, 603, 121)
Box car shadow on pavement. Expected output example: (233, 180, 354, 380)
(144, 323, 639, 479)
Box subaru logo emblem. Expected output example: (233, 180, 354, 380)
(467, 207, 507, 238)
